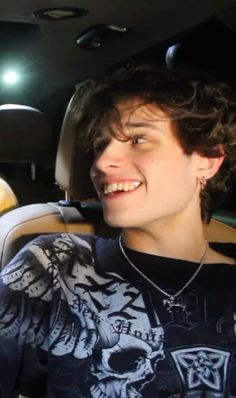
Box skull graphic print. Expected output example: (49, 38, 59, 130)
(0, 234, 165, 398)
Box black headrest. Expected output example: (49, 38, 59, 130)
(0, 104, 54, 162)
(165, 19, 236, 84)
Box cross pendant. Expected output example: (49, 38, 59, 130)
(163, 297, 186, 313)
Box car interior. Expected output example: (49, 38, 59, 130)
(0, 0, 235, 269)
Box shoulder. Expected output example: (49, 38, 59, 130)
(0, 233, 103, 298)
(210, 242, 236, 262)
(27, 233, 97, 267)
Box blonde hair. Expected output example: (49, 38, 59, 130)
(0, 178, 18, 214)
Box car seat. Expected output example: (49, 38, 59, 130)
(0, 104, 60, 204)
(0, 95, 116, 269)
(0, 93, 235, 270)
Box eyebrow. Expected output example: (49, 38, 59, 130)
(124, 121, 158, 130)
(124, 121, 167, 136)
(103, 120, 165, 139)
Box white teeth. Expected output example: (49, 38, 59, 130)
(123, 183, 130, 191)
(103, 181, 141, 194)
(111, 183, 117, 192)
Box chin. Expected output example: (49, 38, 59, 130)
(104, 217, 124, 228)
(103, 214, 138, 229)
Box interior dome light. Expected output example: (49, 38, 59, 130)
(33, 7, 87, 21)
(2, 71, 19, 85)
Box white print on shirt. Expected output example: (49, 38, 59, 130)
(171, 347, 230, 395)
(0, 234, 165, 398)
(0, 234, 235, 398)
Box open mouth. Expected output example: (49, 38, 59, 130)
(103, 181, 142, 195)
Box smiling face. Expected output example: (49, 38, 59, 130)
(90, 99, 204, 232)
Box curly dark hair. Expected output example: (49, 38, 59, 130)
(72, 64, 236, 223)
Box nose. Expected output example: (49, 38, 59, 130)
(92, 138, 126, 173)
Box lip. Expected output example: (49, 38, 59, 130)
(100, 190, 136, 200)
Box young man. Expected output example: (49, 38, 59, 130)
(0, 64, 236, 397)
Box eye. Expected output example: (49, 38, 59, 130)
(131, 135, 147, 145)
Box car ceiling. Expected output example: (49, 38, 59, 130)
(1, 1, 236, 104)
(0, 0, 236, 209)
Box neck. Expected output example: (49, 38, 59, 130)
(121, 218, 207, 263)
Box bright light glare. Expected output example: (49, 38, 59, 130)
(2, 71, 19, 85)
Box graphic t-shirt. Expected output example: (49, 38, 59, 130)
(0, 233, 236, 398)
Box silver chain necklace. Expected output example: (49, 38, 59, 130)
(118, 235, 209, 313)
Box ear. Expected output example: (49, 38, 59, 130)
(195, 153, 224, 180)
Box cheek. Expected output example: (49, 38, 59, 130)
(146, 155, 196, 191)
